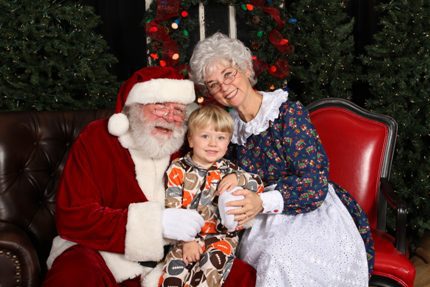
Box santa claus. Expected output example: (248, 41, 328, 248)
(43, 66, 255, 287)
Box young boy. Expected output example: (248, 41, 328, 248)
(159, 104, 264, 287)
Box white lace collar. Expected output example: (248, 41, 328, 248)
(231, 89, 288, 146)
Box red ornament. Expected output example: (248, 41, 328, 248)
(181, 10, 189, 18)
(269, 65, 277, 73)
(159, 60, 167, 67)
(246, 4, 254, 11)
(150, 53, 159, 60)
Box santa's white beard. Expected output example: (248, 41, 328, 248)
(127, 106, 186, 159)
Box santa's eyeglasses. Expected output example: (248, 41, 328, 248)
(204, 67, 238, 95)
(151, 103, 186, 122)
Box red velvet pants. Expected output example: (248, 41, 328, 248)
(43, 245, 255, 286)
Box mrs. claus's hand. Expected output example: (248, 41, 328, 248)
(226, 188, 263, 226)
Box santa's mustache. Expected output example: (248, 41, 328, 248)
(147, 120, 179, 135)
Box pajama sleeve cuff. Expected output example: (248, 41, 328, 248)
(260, 190, 284, 214)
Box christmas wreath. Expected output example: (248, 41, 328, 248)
(144, 0, 295, 91)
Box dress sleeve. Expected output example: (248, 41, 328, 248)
(165, 160, 186, 208)
(276, 101, 329, 215)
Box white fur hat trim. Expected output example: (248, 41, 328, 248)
(126, 78, 195, 106)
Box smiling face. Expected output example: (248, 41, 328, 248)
(188, 124, 231, 169)
(127, 102, 187, 158)
(204, 62, 253, 108)
(140, 102, 186, 139)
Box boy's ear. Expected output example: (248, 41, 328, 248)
(187, 134, 193, 148)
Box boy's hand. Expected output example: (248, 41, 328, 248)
(182, 240, 203, 265)
(216, 174, 238, 195)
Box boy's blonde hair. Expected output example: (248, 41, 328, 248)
(187, 104, 234, 136)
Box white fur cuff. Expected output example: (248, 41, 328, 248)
(100, 251, 147, 283)
(141, 262, 164, 287)
(46, 236, 77, 269)
(125, 201, 164, 262)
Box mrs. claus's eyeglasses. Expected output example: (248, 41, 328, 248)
(205, 67, 238, 95)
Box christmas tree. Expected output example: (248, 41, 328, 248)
(285, 0, 357, 105)
(0, 0, 119, 111)
(362, 0, 430, 242)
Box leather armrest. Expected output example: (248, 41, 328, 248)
(380, 178, 408, 254)
(0, 222, 41, 287)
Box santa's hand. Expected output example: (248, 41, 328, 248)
(162, 209, 204, 241)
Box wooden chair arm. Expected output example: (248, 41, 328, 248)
(380, 178, 408, 254)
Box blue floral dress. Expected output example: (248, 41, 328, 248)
(229, 90, 373, 287)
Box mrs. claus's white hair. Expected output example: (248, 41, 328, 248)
(189, 32, 257, 89)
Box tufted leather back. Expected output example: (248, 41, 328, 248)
(0, 109, 113, 271)
(308, 98, 397, 230)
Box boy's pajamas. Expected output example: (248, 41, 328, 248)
(160, 153, 264, 287)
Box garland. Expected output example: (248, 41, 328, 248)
(144, 0, 295, 93)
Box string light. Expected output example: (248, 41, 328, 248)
(280, 39, 289, 45)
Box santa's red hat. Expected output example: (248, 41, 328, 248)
(108, 66, 195, 137)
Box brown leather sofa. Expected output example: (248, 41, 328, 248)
(0, 109, 113, 287)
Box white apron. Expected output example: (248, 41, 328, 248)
(238, 184, 368, 287)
